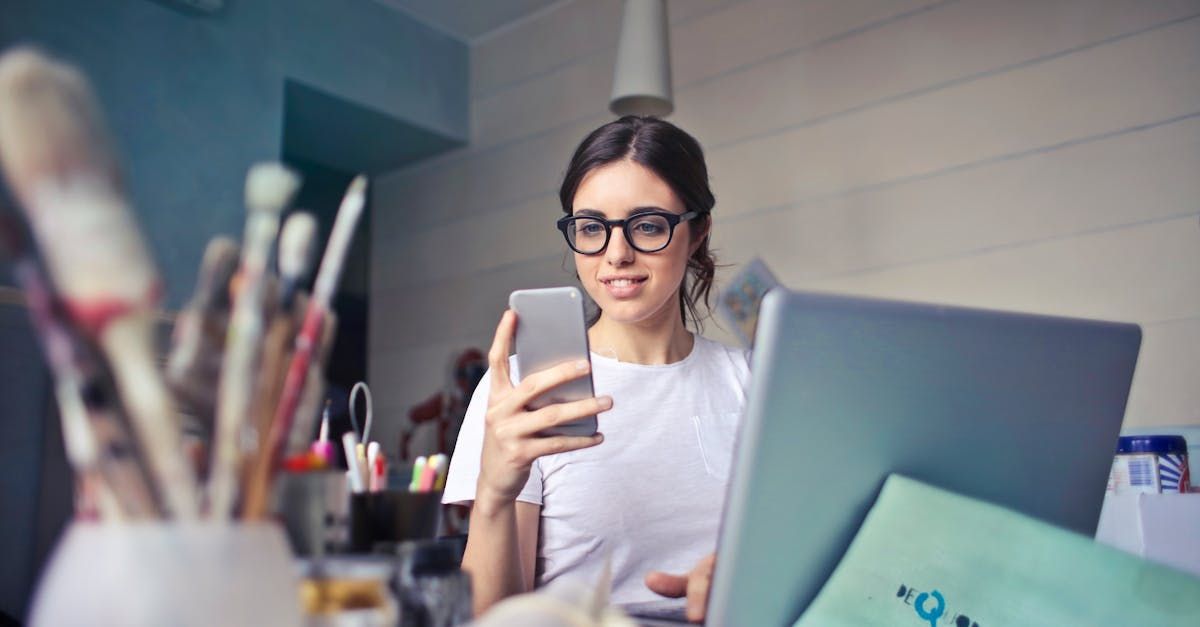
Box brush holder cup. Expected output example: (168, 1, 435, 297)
(29, 521, 301, 627)
(275, 470, 351, 556)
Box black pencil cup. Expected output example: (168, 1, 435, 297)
(348, 490, 442, 553)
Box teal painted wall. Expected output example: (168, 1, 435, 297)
(0, 0, 467, 306)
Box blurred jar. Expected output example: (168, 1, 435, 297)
(298, 556, 398, 627)
(30, 522, 301, 627)
(1108, 435, 1190, 494)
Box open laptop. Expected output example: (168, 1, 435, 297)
(702, 289, 1141, 626)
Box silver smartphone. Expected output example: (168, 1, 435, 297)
(508, 286, 598, 437)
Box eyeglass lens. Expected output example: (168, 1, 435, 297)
(568, 214, 674, 254)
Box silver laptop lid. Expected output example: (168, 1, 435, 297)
(708, 290, 1141, 626)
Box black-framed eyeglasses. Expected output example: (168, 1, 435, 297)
(556, 211, 699, 255)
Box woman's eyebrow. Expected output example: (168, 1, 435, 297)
(573, 206, 669, 218)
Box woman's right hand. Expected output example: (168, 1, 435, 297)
(475, 310, 610, 508)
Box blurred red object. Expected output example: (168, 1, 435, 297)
(400, 348, 485, 460)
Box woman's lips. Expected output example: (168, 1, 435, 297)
(600, 276, 647, 299)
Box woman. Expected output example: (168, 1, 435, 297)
(443, 116, 751, 622)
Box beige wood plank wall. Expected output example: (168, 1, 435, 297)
(369, 0, 1200, 457)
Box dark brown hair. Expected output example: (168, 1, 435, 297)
(559, 116, 717, 330)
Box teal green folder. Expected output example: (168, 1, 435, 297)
(795, 475, 1200, 627)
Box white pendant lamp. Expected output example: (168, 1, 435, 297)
(609, 0, 673, 117)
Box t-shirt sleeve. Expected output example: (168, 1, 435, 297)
(441, 363, 545, 507)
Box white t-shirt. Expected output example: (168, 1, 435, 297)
(443, 335, 752, 607)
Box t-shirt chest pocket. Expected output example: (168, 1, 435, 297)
(691, 411, 741, 482)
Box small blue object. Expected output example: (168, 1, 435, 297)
(914, 589, 945, 627)
(1116, 435, 1187, 455)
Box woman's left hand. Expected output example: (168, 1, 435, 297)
(644, 553, 716, 623)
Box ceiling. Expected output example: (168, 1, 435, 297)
(375, 0, 565, 42)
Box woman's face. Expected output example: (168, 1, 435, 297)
(570, 159, 703, 327)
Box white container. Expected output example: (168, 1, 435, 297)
(29, 522, 302, 626)
(1096, 492, 1200, 578)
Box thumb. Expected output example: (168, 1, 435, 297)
(645, 571, 689, 598)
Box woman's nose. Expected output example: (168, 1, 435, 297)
(605, 225, 635, 265)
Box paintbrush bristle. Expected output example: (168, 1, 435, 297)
(310, 175, 368, 303)
(0, 47, 119, 200)
(346, 174, 367, 200)
(0, 46, 157, 303)
(197, 237, 241, 309)
(278, 211, 317, 280)
(244, 162, 299, 216)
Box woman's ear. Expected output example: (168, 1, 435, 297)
(688, 214, 711, 256)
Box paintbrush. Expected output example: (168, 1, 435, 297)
(240, 307, 337, 517)
(166, 236, 239, 438)
(242, 176, 366, 519)
(276, 211, 317, 309)
(249, 212, 317, 440)
(0, 213, 162, 519)
(283, 310, 338, 456)
(270, 212, 321, 451)
(241, 212, 317, 488)
(0, 47, 199, 518)
(19, 257, 164, 519)
(208, 162, 299, 519)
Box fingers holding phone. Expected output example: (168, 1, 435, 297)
(519, 389, 611, 438)
(476, 298, 607, 505)
(509, 287, 600, 436)
(485, 309, 518, 398)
